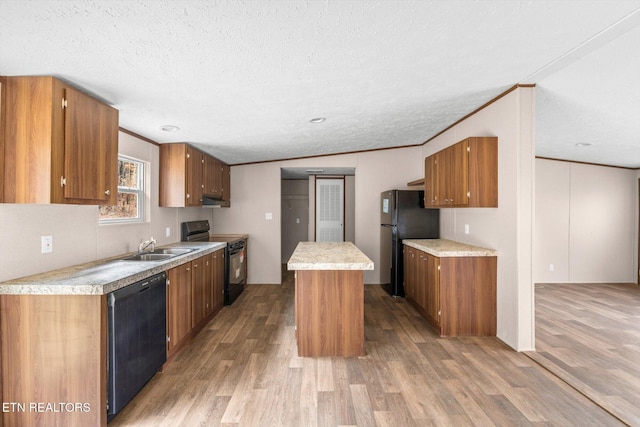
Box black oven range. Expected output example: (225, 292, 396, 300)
(181, 220, 246, 305)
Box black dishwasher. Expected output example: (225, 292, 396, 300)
(107, 272, 167, 421)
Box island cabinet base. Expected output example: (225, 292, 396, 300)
(0, 294, 107, 427)
(295, 270, 364, 357)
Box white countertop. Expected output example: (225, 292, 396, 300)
(0, 242, 226, 295)
(287, 242, 374, 271)
(403, 239, 497, 257)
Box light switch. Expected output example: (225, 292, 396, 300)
(296, 218, 300, 224)
(464, 224, 470, 234)
(41, 235, 53, 253)
(265, 212, 273, 220)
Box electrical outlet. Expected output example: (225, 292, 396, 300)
(464, 224, 470, 234)
(296, 218, 300, 224)
(549, 264, 554, 272)
(265, 212, 273, 220)
(165, 227, 171, 238)
(41, 235, 53, 253)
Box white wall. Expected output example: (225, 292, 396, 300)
(0, 131, 213, 282)
(213, 146, 424, 285)
(535, 158, 637, 283)
(420, 87, 536, 351)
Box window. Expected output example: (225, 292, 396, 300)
(99, 156, 145, 223)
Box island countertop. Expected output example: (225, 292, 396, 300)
(287, 242, 374, 271)
(403, 239, 497, 257)
(0, 242, 226, 296)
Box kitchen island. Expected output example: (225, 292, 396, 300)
(287, 242, 374, 357)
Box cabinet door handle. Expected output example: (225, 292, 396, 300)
(105, 190, 111, 196)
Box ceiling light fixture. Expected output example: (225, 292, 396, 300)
(306, 169, 324, 174)
(309, 117, 326, 124)
(160, 125, 180, 132)
(575, 143, 592, 147)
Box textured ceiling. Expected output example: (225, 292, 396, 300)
(1, 0, 639, 167)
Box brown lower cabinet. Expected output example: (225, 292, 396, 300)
(0, 249, 225, 427)
(167, 249, 225, 359)
(404, 245, 497, 336)
(0, 294, 107, 427)
(191, 256, 207, 328)
(167, 261, 193, 356)
(295, 269, 365, 357)
(208, 249, 225, 315)
(194, 251, 225, 325)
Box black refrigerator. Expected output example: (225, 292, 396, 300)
(380, 189, 440, 297)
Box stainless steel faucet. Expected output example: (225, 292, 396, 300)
(138, 237, 156, 254)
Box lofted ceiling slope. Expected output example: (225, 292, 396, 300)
(0, 0, 639, 167)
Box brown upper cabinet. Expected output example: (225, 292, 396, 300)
(2, 76, 119, 205)
(205, 155, 222, 198)
(220, 162, 230, 207)
(424, 136, 497, 208)
(204, 155, 231, 207)
(159, 143, 230, 207)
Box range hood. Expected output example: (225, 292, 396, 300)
(201, 195, 224, 207)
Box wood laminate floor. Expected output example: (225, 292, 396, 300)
(109, 271, 624, 426)
(526, 283, 640, 427)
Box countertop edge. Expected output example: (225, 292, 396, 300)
(403, 239, 498, 257)
(0, 242, 227, 296)
(287, 242, 374, 271)
(287, 262, 375, 271)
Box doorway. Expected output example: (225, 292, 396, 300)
(280, 167, 355, 263)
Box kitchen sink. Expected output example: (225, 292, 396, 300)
(121, 248, 196, 262)
(122, 253, 174, 261)
(153, 248, 195, 255)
